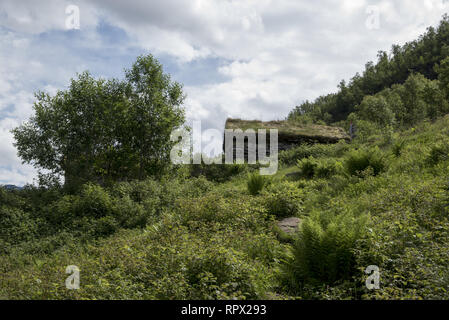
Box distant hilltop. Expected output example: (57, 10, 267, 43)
(0, 184, 23, 190)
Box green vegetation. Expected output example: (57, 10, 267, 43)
(283, 210, 370, 288)
(343, 147, 386, 177)
(225, 118, 349, 142)
(288, 14, 449, 124)
(3, 17, 449, 300)
(247, 172, 267, 195)
(262, 181, 304, 218)
(12, 54, 185, 191)
(297, 156, 342, 178)
(4, 115, 449, 299)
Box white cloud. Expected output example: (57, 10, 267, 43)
(0, 0, 98, 33)
(0, 117, 36, 185)
(1, 0, 449, 184)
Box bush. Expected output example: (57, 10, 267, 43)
(262, 181, 304, 218)
(392, 139, 405, 157)
(179, 176, 214, 198)
(427, 142, 449, 165)
(189, 160, 248, 182)
(315, 159, 343, 178)
(185, 246, 261, 299)
(243, 233, 286, 264)
(0, 188, 26, 209)
(177, 194, 237, 226)
(283, 210, 370, 289)
(297, 157, 317, 178)
(161, 176, 214, 206)
(74, 183, 114, 218)
(297, 156, 342, 179)
(344, 147, 386, 176)
(110, 179, 161, 203)
(279, 143, 336, 166)
(49, 183, 153, 238)
(0, 206, 40, 248)
(349, 119, 383, 143)
(112, 196, 148, 229)
(247, 172, 266, 195)
(176, 193, 267, 232)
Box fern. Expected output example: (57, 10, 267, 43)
(247, 172, 266, 195)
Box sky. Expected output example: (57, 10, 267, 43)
(0, 0, 448, 185)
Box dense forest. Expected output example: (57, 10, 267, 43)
(289, 14, 449, 126)
(2, 16, 449, 300)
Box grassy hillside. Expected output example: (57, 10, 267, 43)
(2, 115, 449, 299)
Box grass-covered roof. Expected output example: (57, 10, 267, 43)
(224, 118, 350, 143)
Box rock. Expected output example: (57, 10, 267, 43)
(277, 217, 302, 234)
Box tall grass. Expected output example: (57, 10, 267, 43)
(247, 172, 266, 195)
(344, 147, 386, 176)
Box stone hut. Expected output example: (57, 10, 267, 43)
(223, 118, 350, 161)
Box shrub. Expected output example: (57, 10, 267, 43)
(0, 188, 26, 209)
(190, 161, 248, 182)
(392, 139, 405, 157)
(247, 172, 266, 195)
(180, 176, 214, 198)
(74, 183, 114, 218)
(110, 179, 161, 203)
(85, 215, 120, 237)
(332, 140, 352, 157)
(177, 194, 236, 226)
(185, 246, 261, 299)
(49, 183, 153, 237)
(112, 196, 148, 229)
(427, 142, 449, 165)
(344, 147, 386, 176)
(156, 176, 214, 208)
(297, 156, 342, 178)
(283, 210, 370, 289)
(0, 206, 40, 247)
(297, 157, 317, 178)
(349, 119, 383, 143)
(279, 143, 336, 166)
(315, 159, 343, 178)
(243, 233, 285, 264)
(263, 181, 304, 218)
(176, 193, 267, 232)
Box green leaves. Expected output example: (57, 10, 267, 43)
(344, 147, 386, 177)
(247, 172, 266, 195)
(284, 209, 370, 289)
(288, 16, 449, 125)
(262, 181, 304, 218)
(297, 156, 342, 179)
(356, 95, 395, 127)
(12, 55, 186, 190)
(124, 54, 185, 179)
(436, 56, 449, 99)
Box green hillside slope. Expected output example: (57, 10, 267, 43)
(2, 115, 449, 299)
